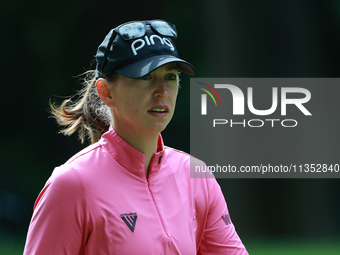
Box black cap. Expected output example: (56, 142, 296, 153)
(95, 22, 195, 79)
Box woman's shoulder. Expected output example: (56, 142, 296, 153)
(164, 146, 207, 167)
(163, 146, 213, 180)
(65, 142, 103, 165)
(48, 142, 106, 185)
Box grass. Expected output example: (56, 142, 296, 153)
(0, 235, 25, 255)
(245, 238, 340, 255)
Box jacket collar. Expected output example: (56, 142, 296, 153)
(100, 126, 165, 178)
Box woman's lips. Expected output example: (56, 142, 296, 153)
(148, 105, 169, 117)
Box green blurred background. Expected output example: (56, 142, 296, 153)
(1, 0, 339, 254)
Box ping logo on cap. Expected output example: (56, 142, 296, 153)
(131, 35, 175, 55)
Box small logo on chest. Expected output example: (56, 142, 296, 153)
(221, 213, 231, 226)
(120, 212, 138, 232)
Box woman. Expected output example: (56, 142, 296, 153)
(24, 20, 248, 254)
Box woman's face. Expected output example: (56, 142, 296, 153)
(109, 63, 179, 137)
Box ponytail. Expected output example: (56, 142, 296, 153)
(50, 71, 114, 144)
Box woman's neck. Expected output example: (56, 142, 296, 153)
(113, 126, 159, 177)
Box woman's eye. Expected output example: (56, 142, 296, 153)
(140, 75, 151, 80)
(165, 74, 177, 80)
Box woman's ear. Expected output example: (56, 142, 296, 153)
(96, 78, 115, 108)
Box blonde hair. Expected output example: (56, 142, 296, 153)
(50, 71, 117, 144)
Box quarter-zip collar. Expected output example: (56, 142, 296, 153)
(100, 126, 165, 179)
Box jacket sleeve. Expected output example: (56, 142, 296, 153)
(197, 177, 248, 255)
(23, 166, 88, 255)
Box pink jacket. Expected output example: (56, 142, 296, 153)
(24, 127, 248, 254)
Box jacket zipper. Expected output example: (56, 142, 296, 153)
(147, 156, 170, 239)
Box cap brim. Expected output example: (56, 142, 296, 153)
(115, 55, 195, 78)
